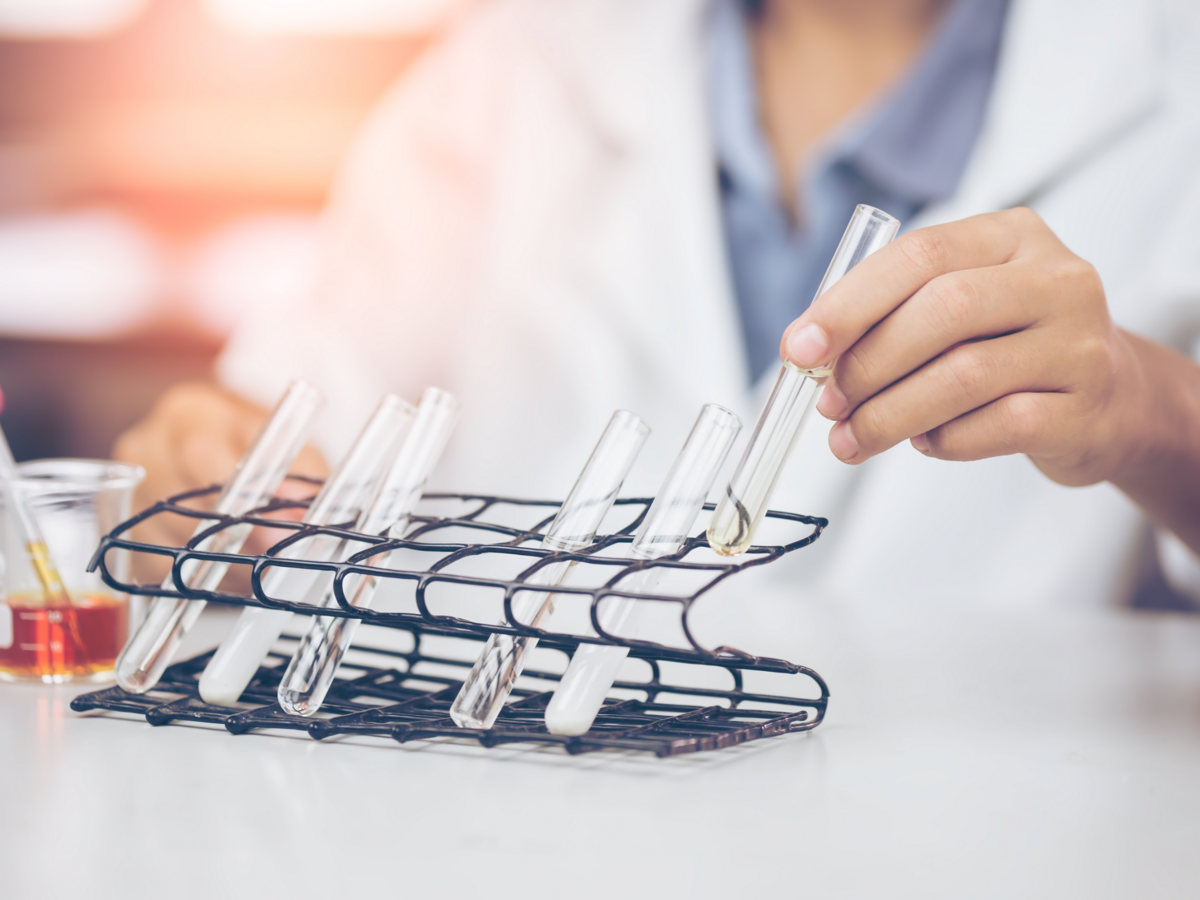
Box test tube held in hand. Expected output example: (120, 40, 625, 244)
(707, 204, 901, 556)
(114, 380, 323, 693)
(448, 410, 651, 731)
(545, 404, 741, 736)
(276, 387, 460, 716)
(197, 394, 417, 705)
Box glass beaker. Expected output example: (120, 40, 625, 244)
(0, 459, 144, 684)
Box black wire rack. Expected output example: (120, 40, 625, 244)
(72, 483, 830, 758)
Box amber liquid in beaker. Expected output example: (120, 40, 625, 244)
(0, 593, 129, 683)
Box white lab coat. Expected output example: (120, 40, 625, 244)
(218, 0, 1200, 609)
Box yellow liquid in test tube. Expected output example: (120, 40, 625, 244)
(707, 204, 901, 557)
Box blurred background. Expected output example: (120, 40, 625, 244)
(0, 0, 452, 461)
(0, 0, 1190, 610)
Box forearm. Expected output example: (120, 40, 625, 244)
(1109, 331, 1200, 555)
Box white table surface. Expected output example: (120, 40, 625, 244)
(4, 583, 1200, 900)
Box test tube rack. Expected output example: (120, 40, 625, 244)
(73, 485, 830, 758)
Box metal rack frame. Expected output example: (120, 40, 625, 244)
(73, 485, 830, 757)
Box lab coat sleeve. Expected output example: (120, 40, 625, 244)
(215, 3, 516, 462)
(1151, 163, 1200, 606)
(1157, 531, 1200, 605)
(1156, 338, 1200, 607)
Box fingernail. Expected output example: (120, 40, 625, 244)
(785, 323, 830, 369)
(911, 433, 930, 454)
(829, 421, 859, 462)
(817, 384, 848, 419)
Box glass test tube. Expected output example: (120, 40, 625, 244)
(0, 425, 72, 607)
(114, 380, 323, 693)
(197, 394, 417, 705)
(276, 387, 460, 716)
(448, 409, 651, 730)
(545, 404, 741, 736)
(707, 204, 901, 557)
(0, 424, 85, 672)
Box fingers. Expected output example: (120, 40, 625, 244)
(254, 445, 331, 555)
(782, 208, 1049, 370)
(169, 384, 267, 489)
(774, 207, 1123, 484)
(817, 258, 1050, 419)
(291, 443, 330, 480)
(175, 426, 243, 494)
(827, 328, 1066, 462)
(912, 391, 1069, 462)
(113, 383, 271, 574)
(112, 383, 338, 583)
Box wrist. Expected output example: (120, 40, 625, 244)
(1106, 331, 1200, 545)
(1104, 329, 1161, 483)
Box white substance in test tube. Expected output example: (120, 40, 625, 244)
(197, 394, 416, 706)
(198, 572, 327, 705)
(543, 560, 659, 736)
(546, 404, 741, 736)
(114, 380, 323, 694)
(447, 410, 651, 731)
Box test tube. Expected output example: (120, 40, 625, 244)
(276, 387, 460, 716)
(545, 404, 741, 735)
(114, 380, 323, 693)
(707, 204, 901, 556)
(448, 410, 651, 730)
(0, 424, 85, 671)
(0, 426, 72, 607)
(196, 394, 416, 705)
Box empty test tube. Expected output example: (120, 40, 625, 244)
(114, 380, 323, 693)
(545, 404, 741, 736)
(707, 204, 901, 557)
(197, 394, 416, 705)
(449, 410, 651, 731)
(276, 387, 460, 716)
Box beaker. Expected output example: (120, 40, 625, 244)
(0, 459, 144, 683)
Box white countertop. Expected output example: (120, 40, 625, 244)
(4, 584, 1200, 900)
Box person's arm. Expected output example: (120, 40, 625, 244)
(780, 207, 1200, 554)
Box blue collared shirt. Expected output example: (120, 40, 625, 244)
(710, 0, 1009, 382)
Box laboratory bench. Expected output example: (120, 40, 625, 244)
(4, 584, 1200, 899)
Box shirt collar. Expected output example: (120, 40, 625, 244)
(709, 0, 1009, 213)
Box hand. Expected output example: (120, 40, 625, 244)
(780, 207, 1151, 488)
(113, 382, 328, 583)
